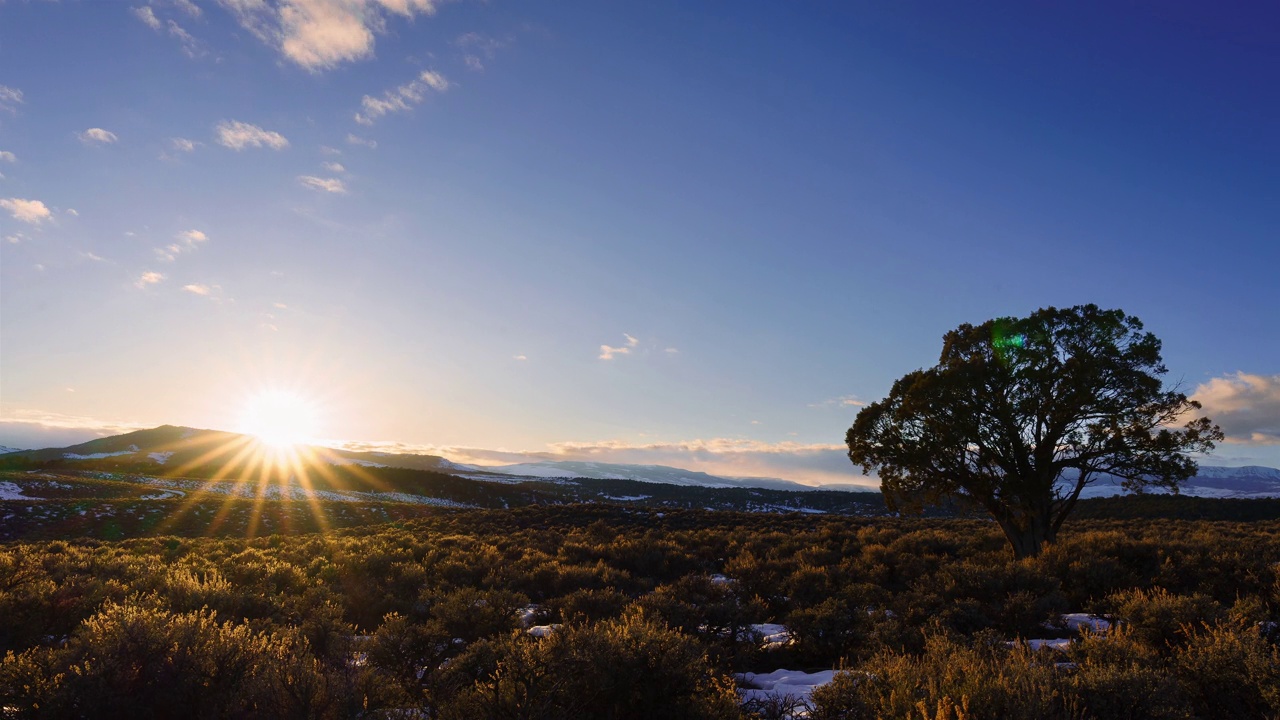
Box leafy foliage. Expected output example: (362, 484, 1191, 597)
(848, 305, 1222, 557)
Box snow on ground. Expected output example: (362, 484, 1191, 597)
(749, 623, 794, 649)
(328, 457, 389, 468)
(0, 482, 28, 500)
(527, 624, 561, 638)
(601, 495, 651, 501)
(64, 450, 136, 460)
(1055, 613, 1111, 632)
(737, 668, 836, 713)
(148, 451, 174, 464)
(709, 574, 732, 585)
(1008, 638, 1073, 651)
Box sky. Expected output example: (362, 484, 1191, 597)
(1, 0, 1277, 485)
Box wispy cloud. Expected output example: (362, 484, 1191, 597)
(809, 395, 867, 409)
(218, 0, 442, 71)
(79, 128, 119, 145)
(455, 32, 508, 72)
(354, 69, 449, 125)
(297, 175, 347, 193)
(346, 133, 377, 149)
(215, 120, 289, 150)
(81, 251, 107, 262)
(65, 208, 79, 217)
(0, 198, 52, 224)
(1192, 372, 1280, 444)
(322, 161, 345, 173)
(154, 229, 208, 261)
(0, 85, 23, 114)
(599, 333, 639, 360)
(0, 410, 150, 450)
(171, 137, 199, 152)
(0, 151, 15, 163)
(132, 5, 163, 30)
(513, 354, 528, 361)
(334, 436, 873, 488)
(135, 271, 166, 288)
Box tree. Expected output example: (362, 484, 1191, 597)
(846, 305, 1221, 559)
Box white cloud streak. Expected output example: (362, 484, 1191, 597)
(322, 161, 345, 173)
(346, 133, 376, 149)
(215, 120, 289, 150)
(354, 69, 449, 125)
(1192, 372, 1280, 444)
(0, 85, 23, 113)
(79, 128, 119, 145)
(135, 271, 166, 288)
(0, 198, 52, 224)
(297, 175, 347, 193)
(0, 151, 14, 163)
(218, 0, 442, 71)
(155, 229, 208, 261)
(599, 333, 639, 360)
(132, 5, 163, 29)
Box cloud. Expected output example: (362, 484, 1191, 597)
(514, 354, 528, 361)
(166, 19, 203, 57)
(171, 137, 199, 152)
(810, 395, 868, 409)
(154, 229, 208, 261)
(132, 5, 163, 29)
(1191, 372, 1280, 444)
(79, 128, 119, 145)
(322, 161, 345, 173)
(173, 0, 203, 17)
(354, 69, 449, 125)
(81, 251, 107, 262)
(665, 347, 679, 354)
(333, 436, 874, 488)
(455, 31, 507, 72)
(599, 333, 639, 360)
(297, 175, 347, 193)
(0, 151, 16, 162)
(0, 198, 52, 224)
(346, 133, 376, 149)
(0, 85, 22, 113)
(183, 283, 224, 299)
(65, 208, 79, 217)
(215, 120, 289, 150)
(135, 271, 166, 288)
(0, 410, 150, 450)
(320, 145, 341, 155)
(5, 233, 26, 244)
(218, 0, 442, 71)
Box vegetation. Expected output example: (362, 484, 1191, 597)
(1, 504, 1277, 718)
(847, 305, 1222, 558)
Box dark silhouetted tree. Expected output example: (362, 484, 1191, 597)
(847, 305, 1222, 558)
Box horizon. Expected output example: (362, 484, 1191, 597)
(2, 2, 1278, 482)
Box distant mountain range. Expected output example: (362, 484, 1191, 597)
(2, 425, 1278, 498)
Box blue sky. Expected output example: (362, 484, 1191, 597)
(1, 0, 1277, 483)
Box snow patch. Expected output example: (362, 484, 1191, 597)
(64, 450, 136, 460)
(148, 451, 174, 464)
(737, 668, 836, 711)
(0, 482, 28, 500)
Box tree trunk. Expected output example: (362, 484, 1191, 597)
(996, 513, 1053, 559)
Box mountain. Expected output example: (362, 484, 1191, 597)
(447, 460, 865, 492)
(0, 425, 454, 477)
(3, 425, 1277, 498)
(1071, 466, 1280, 500)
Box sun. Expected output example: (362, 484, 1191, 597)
(238, 389, 320, 449)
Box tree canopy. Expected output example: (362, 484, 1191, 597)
(846, 304, 1222, 558)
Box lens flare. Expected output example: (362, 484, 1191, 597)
(238, 389, 319, 449)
